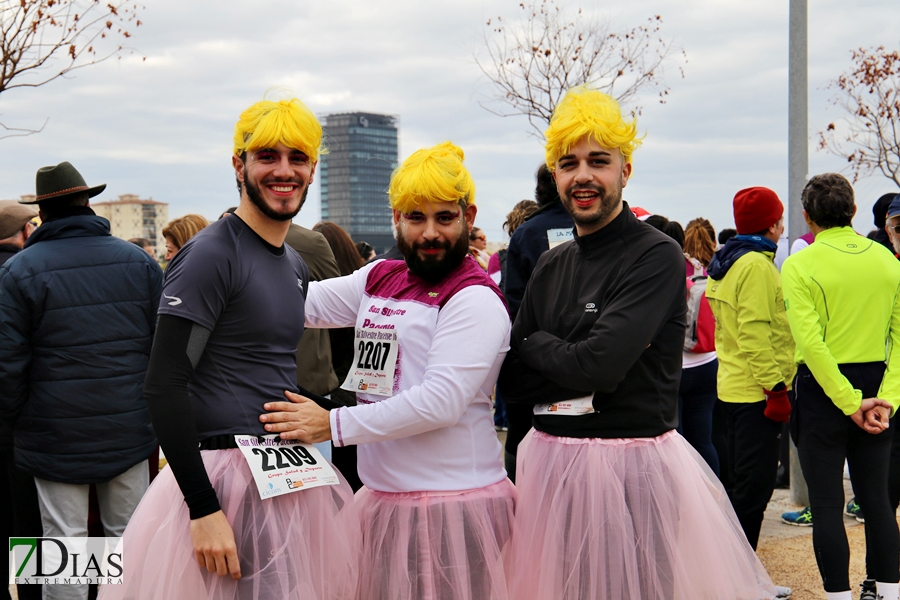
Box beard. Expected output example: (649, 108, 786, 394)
(561, 179, 623, 228)
(244, 174, 307, 222)
(397, 223, 470, 284)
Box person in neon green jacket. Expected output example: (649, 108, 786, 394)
(707, 248, 796, 403)
(781, 172, 898, 600)
(705, 186, 797, 556)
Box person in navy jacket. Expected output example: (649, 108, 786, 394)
(0, 162, 161, 600)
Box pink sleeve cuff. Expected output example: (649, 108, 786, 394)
(330, 407, 345, 447)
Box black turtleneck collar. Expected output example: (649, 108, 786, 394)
(573, 200, 635, 250)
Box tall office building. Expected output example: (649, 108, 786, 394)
(92, 194, 168, 258)
(320, 112, 398, 252)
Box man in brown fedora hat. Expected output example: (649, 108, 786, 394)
(0, 199, 43, 600)
(0, 200, 37, 262)
(0, 162, 162, 600)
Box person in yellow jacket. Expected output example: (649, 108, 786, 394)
(706, 186, 796, 552)
(781, 173, 899, 600)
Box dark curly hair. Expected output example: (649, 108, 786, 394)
(801, 173, 855, 229)
(535, 163, 561, 207)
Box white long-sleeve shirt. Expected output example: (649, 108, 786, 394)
(305, 257, 510, 493)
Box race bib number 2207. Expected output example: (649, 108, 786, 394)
(341, 328, 399, 397)
(235, 435, 339, 500)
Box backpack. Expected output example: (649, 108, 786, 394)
(684, 260, 716, 353)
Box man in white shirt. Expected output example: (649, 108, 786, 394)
(261, 141, 515, 600)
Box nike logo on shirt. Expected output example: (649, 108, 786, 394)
(164, 294, 182, 306)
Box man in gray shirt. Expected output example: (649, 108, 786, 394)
(101, 98, 357, 600)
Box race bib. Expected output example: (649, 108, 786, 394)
(533, 395, 596, 416)
(547, 228, 574, 249)
(341, 328, 399, 397)
(235, 435, 339, 500)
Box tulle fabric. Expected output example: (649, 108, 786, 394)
(98, 449, 358, 600)
(354, 478, 516, 600)
(507, 429, 778, 600)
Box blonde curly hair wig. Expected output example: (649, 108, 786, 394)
(233, 98, 324, 162)
(544, 86, 642, 171)
(388, 141, 475, 213)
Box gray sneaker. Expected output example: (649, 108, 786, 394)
(775, 585, 792, 599)
(860, 579, 879, 600)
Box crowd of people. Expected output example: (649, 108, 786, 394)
(1, 86, 900, 600)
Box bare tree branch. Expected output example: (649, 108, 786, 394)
(0, 0, 143, 136)
(475, 0, 686, 138)
(0, 116, 46, 139)
(818, 46, 900, 187)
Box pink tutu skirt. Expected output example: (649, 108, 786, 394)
(354, 478, 516, 600)
(506, 429, 777, 600)
(98, 449, 358, 600)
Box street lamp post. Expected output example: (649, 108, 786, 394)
(788, 0, 810, 506)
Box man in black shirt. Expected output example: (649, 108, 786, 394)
(499, 86, 781, 599)
(101, 98, 357, 600)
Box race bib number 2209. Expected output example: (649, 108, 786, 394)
(235, 435, 339, 500)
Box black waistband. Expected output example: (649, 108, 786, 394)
(198, 435, 240, 450)
(797, 361, 886, 376)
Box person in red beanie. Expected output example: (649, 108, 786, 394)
(706, 187, 797, 554)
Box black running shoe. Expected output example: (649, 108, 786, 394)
(860, 578, 878, 600)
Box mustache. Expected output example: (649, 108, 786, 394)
(414, 239, 451, 251)
(260, 176, 305, 186)
(567, 184, 604, 195)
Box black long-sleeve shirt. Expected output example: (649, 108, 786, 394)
(498, 203, 686, 439)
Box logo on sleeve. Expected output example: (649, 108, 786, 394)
(164, 294, 182, 306)
(297, 278, 303, 289)
(585, 302, 598, 313)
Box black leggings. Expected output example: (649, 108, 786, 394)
(866, 407, 900, 580)
(792, 363, 900, 592)
(890, 422, 900, 512)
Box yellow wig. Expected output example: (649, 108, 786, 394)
(233, 98, 324, 161)
(388, 141, 475, 213)
(544, 86, 642, 170)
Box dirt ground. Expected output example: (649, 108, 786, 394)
(759, 525, 868, 600)
(756, 475, 881, 600)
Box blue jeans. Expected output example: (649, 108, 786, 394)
(677, 359, 720, 477)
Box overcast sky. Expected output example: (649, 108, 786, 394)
(1, 0, 898, 243)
